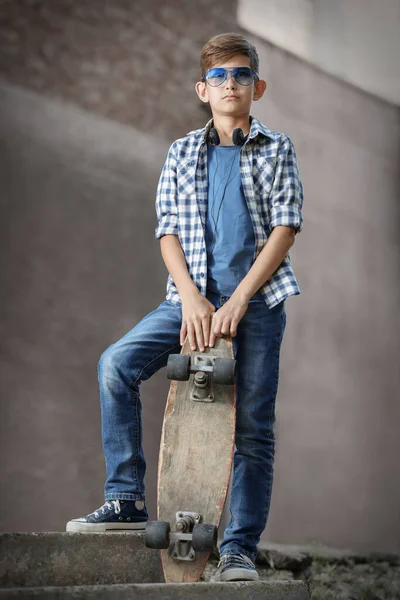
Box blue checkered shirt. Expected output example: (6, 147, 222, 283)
(155, 116, 304, 308)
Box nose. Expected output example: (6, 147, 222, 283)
(225, 71, 237, 88)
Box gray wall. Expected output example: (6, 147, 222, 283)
(239, 0, 400, 105)
(1, 1, 400, 554)
(0, 82, 171, 532)
(251, 39, 400, 553)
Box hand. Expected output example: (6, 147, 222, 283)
(180, 290, 216, 352)
(209, 295, 249, 347)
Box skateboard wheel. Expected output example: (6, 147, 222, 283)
(213, 358, 237, 385)
(145, 520, 170, 549)
(191, 523, 217, 553)
(167, 354, 190, 381)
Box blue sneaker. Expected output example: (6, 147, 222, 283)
(66, 499, 148, 532)
(218, 553, 259, 581)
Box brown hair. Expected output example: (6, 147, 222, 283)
(200, 33, 259, 77)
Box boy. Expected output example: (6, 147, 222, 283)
(67, 32, 304, 582)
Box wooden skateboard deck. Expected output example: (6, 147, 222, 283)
(156, 335, 236, 583)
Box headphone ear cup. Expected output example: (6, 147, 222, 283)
(232, 128, 246, 146)
(209, 127, 220, 146)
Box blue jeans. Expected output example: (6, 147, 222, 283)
(98, 290, 286, 561)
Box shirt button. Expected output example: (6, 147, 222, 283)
(200, 273, 205, 278)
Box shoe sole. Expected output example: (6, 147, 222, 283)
(66, 521, 147, 533)
(220, 568, 259, 582)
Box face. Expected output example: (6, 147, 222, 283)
(195, 54, 266, 117)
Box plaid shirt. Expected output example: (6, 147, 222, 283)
(155, 116, 304, 308)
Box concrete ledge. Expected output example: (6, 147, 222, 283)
(0, 532, 163, 587)
(256, 541, 400, 569)
(0, 581, 309, 600)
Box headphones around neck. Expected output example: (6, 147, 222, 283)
(208, 127, 247, 147)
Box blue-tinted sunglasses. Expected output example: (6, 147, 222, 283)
(202, 66, 259, 87)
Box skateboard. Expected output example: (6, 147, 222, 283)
(145, 334, 237, 583)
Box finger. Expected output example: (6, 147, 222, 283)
(180, 322, 187, 346)
(194, 321, 205, 352)
(209, 314, 216, 347)
(221, 319, 232, 336)
(230, 321, 237, 337)
(187, 322, 196, 351)
(202, 316, 211, 347)
(213, 320, 222, 338)
(215, 313, 227, 335)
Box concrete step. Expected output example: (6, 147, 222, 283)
(0, 532, 163, 587)
(0, 533, 309, 599)
(0, 581, 309, 599)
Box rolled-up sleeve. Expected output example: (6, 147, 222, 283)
(269, 135, 304, 234)
(154, 143, 179, 239)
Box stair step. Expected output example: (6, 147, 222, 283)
(0, 533, 309, 598)
(0, 581, 309, 599)
(0, 532, 163, 587)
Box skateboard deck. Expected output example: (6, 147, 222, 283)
(151, 335, 236, 583)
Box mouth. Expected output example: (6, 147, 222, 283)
(223, 95, 240, 100)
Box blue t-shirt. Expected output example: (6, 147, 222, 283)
(205, 144, 264, 301)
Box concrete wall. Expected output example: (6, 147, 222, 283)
(1, 0, 400, 554)
(237, 0, 400, 553)
(249, 38, 400, 554)
(239, 0, 400, 105)
(0, 0, 233, 140)
(0, 0, 237, 532)
(0, 82, 171, 532)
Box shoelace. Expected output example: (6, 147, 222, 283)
(92, 499, 121, 518)
(217, 553, 256, 570)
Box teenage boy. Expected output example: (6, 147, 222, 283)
(67, 32, 304, 582)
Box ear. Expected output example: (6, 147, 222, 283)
(253, 79, 267, 102)
(195, 81, 209, 104)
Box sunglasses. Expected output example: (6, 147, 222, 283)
(202, 66, 259, 87)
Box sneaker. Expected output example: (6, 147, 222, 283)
(218, 553, 259, 581)
(66, 499, 148, 532)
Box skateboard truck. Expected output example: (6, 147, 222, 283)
(145, 514, 218, 561)
(192, 356, 215, 402)
(167, 354, 236, 404)
(171, 511, 201, 561)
